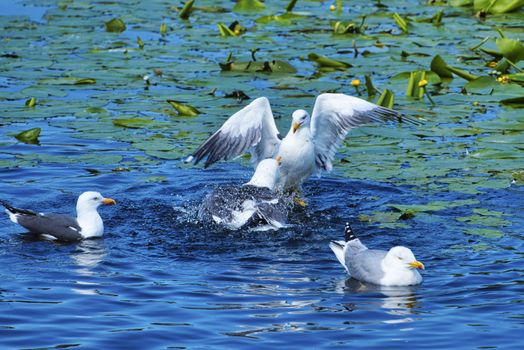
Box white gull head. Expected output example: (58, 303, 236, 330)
(291, 109, 310, 134)
(380, 246, 424, 286)
(76, 191, 116, 238)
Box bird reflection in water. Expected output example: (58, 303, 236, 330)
(336, 278, 420, 324)
(70, 240, 107, 295)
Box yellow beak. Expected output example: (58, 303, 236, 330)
(102, 197, 116, 205)
(408, 260, 425, 270)
(292, 121, 300, 133)
(276, 155, 283, 166)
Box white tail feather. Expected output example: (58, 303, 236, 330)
(329, 241, 349, 274)
(5, 209, 19, 224)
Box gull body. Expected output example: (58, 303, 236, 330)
(1, 191, 116, 241)
(329, 223, 424, 286)
(187, 93, 416, 193)
(198, 158, 291, 230)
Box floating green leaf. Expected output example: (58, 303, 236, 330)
(74, 78, 96, 85)
(406, 71, 426, 99)
(113, 118, 155, 129)
(392, 12, 408, 33)
(512, 170, 524, 184)
(495, 37, 524, 63)
(179, 0, 195, 19)
(308, 53, 352, 69)
(474, 0, 524, 14)
(430, 55, 478, 81)
(105, 18, 126, 33)
(376, 89, 394, 108)
(137, 36, 144, 49)
(219, 59, 296, 73)
(25, 97, 36, 107)
(234, 0, 266, 12)
(160, 23, 167, 35)
(286, 0, 298, 12)
(167, 100, 200, 117)
(256, 12, 305, 24)
(15, 127, 41, 144)
(464, 227, 504, 238)
(364, 75, 378, 97)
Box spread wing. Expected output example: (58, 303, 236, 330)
(187, 97, 281, 168)
(310, 93, 417, 172)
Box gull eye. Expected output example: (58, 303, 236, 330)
(93, 196, 100, 201)
(398, 256, 403, 260)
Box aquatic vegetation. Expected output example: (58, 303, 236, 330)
(0, 0, 522, 230)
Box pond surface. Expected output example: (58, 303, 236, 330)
(1, 0, 523, 349)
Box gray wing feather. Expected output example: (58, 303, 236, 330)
(346, 249, 387, 285)
(16, 213, 83, 241)
(310, 93, 418, 172)
(189, 97, 281, 168)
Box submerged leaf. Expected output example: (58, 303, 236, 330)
(15, 128, 41, 144)
(167, 100, 200, 117)
(105, 18, 126, 33)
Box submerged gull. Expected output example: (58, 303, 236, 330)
(198, 158, 292, 230)
(330, 223, 424, 286)
(1, 191, 116, 241)
(187, 93, 416, 192)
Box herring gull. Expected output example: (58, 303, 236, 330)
(1, 191, 116, 241)
(329, 223, 424, 286)
(198, 158, 292, 230)
(187, 93, 416, 192)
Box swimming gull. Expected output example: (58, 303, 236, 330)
(186, 93, 417, 192)
(198, 158, 292, 230)
(1, 191, 116, 241)
(329, 223, 424, 286)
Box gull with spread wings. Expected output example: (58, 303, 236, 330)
(187, 93, 416, 193)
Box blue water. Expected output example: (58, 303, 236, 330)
(1, 0, 524, 349)
(2, 155, 523, 348)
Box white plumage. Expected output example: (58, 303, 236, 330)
(188, 93, 415, 192)
(330, 223, 424, 286)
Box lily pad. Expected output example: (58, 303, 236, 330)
(105, 18, 126, 33)
(15, 127, 41, 144)
(166, 100, 201, 117)
(308, 53, 352, 70)
(495, 37, 524, 63)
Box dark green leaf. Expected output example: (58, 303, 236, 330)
(179, 0, 195, 20)
(105, 18, 126, 33)
(167, 100, 201, 117)
(15, 127, 41, 144)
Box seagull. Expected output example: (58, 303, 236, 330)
(198, 157, 292, 230)
(1, 191, 116, 241)
(187, 93, 416, 192)
(329, 223, 424, 286)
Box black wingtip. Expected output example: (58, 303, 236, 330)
(0, 200, 36, 216)
(344, 222, 357, 242)
(0, 200, 13, 211)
